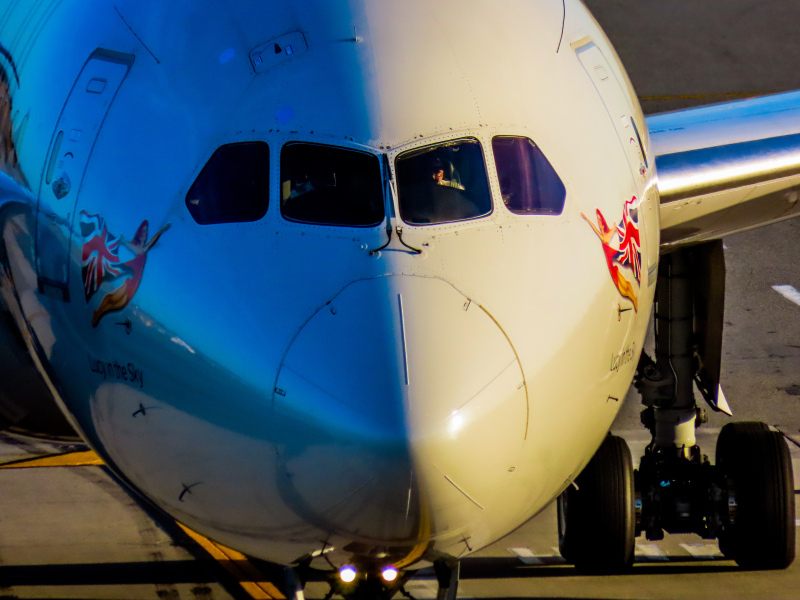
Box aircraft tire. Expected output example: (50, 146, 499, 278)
(716, 424, 795, 569)
(716, 422, 769, 461)
(715, 422, 769, 558)
(557, 434, 635, 573)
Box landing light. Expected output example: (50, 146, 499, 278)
(381, 566, 398, 582)
(339, 565, 357, 583)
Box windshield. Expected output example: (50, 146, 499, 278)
(492, 136, 565, 215)
(280, 143, 384, 227)
(186, 142, 270, 225)
(395, 138, 492, 225)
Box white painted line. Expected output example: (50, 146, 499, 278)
(405, 580, 437, 591)
(404, 580, 438, 600)
(635, 543, 669, 561)
(508, 547, 545, 565)
(680, 543, 721, 558)
(772, 284, 800, 307)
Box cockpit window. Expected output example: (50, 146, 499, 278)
(280, 143, 384, 227)
(492, 136, 566, 215)
(396, 138, 492, 225)
(186, 142, 270, 225)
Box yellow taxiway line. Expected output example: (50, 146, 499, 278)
(0, 449, 104, 468)
(177, 523, 286, 600)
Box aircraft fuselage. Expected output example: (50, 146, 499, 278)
(0, 0, 658, 569)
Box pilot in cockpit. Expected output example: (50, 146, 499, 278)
(397, 153, 477, 224)
(428, 156, 465, 190)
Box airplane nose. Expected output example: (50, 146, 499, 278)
(272, 275, 527, 544)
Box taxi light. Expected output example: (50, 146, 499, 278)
(381, 566, 398, 582)
(339, 565, 357, 583)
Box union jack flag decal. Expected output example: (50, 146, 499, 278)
(614, 196, 641, 285)
(581, 196, 643, 312)
(80, 211, 123, 301)
(78, 211, 170, 327)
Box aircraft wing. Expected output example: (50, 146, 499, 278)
(647, 90, 800, 248)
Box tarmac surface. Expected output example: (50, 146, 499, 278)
(3, 1, 800, 599)
(1, 428, 798, 600)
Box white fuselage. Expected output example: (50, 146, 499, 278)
(0, 0, 658, 568)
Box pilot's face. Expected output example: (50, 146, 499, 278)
(431, 168, 444, 184)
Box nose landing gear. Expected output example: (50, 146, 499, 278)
(715, 423, 795, 569)
(559, 244, 795, 573)
(558, 421, 795, 573)
(318, 559, 458, 600)
(557, 434, 635, 573)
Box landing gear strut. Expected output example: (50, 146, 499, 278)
(634, 245, 795, 569)
(559, 243, 795, 572)
(433, 559, 459, 600)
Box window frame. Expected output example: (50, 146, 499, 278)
(491, 134, 567, 217)
(185, 141, 271, 226)
(394, 136, 494, 227)
(278, 141, 386, 229)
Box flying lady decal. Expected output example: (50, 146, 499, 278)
(80, 211, 170, 327)
(582, 196, 641, 312)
